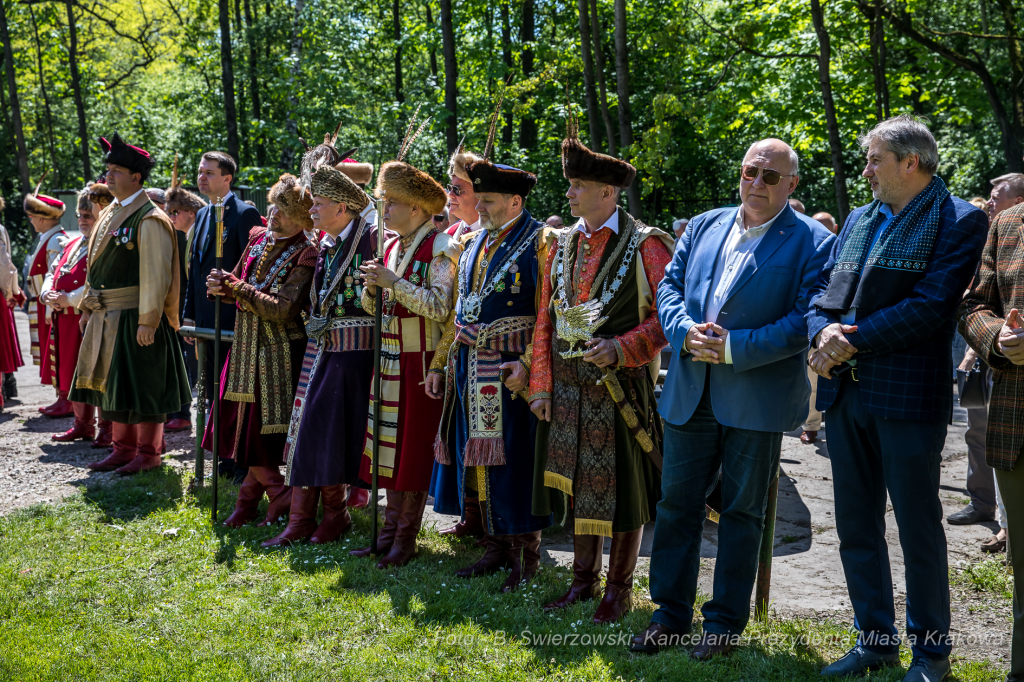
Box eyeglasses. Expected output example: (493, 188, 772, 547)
(432, 214, 447, 223)
(740, 165, 795, 186)
(445, 184, 463, 197)
(168, 210, 180, 217)
(89, 193, 113, 206)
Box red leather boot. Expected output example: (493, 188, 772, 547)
(310, 484, 353, 543)
(592, 528, 643, 624)
(222, 469, 265, 527)
(87, 422, 137, 471)
(262, 487, 321, 547)
(92, 419, 113, 448)
(40, 392, 73, 416)
(544, 533, 604, 611)
(53, 402, 97, 442)
(347, 486, 370, 509)
(251, 466, 293, 527)
(376, 491, 427, 569)
(116, 422, 163, 475)
(350, 490, 400, 558)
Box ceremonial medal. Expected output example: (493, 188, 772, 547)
(126, 242, 135, 250)
(462, 292, 482, 323)
(510, 286, 520, 294)
(494, 280, 506, 293)
(120, 236, 129, 244)
(270, 286, 279, 294)
(509, 264, 519, 274)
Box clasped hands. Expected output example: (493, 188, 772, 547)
(996, 308, 1024, 366)
(808, 323, 859, 379)
(41, 289, 70, 312)
(684, 322, 729, 363)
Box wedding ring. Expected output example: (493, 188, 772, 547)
(830, 350, 837, 358)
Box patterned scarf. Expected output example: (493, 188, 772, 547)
(817, 176, 950, 315)
(433, 316, 535, 467)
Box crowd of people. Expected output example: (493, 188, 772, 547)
(0, 111, 1020, 682)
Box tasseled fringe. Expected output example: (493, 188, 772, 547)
(75, 377, 108, 393)
(433, 433, 450, 465)
(462, 438, 506, 467)
(261, 423, 289, 434)
(575, 517, 613, 538)
(544, 471, 574, 496)
(224, 391, 256, 403)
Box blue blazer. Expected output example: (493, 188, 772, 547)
(658, 205, 835, 432)
(806, 196, 987, 421)
(182, 192, 263, 332)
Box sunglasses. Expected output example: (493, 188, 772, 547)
(740, 165, 795, 186)
(89, 193, 113, 205)
(445, 184, 463, 196)
(432, 214, 447, 222)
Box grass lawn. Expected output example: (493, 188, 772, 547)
(0, 468, 1009, 681)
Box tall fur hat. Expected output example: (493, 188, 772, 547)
(465, 161, 537, 198)
(87, 181, 114, 205)
(334, 148, 374, 188)
(448, 144, 484, 183)
(23, 171, 65, 219)
(300, 141, 370, 213)
(375, 161, 447, 216)
(99, 132, 156, 181)
(268, 173, 314, 230)
(374, 106, 446, 216)
(164, 153, 206, 214)
(561, 105, 635, 188)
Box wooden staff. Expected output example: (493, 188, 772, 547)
(211, 196, 225, 523)
(370, 192, 385, 555)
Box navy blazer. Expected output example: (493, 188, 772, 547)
(658, 205, 835, 432)
(806, 195, 988, 421)
(181, 192, 263, 332)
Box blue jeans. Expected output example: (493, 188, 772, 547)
(827, 377, 951, 659)
(649, 380, 782, 635)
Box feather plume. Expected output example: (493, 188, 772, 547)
(397, 105, 432, 162)
(565, 87, 580, 141)
(170, 154, 180, 190)
(33, 169, 50, 197)
(483, 77, 513, 162)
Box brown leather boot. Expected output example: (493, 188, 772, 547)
(544, 533, 604, 611)
(262, 487, 321, 547)
(376, 491, 427, 569)
(310, 484, 353, 544)
(501, 531, 542, 593)
(88, 422, 137, 471)
(455, 534, 512, 578)
(222, 469, 265, 528)
(592, 528, 643, 624)
(350, 490, 400, 558)
(251, 466, 293, 527)
(439, 497, 485, 539)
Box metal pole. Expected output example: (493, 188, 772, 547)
(370, 193, 385, 557)
(194, 340, 206, 487)
(754, 467, 780, 619)
(211, 197, 225, 524)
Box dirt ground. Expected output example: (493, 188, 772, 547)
(1, 310, 1013, 670)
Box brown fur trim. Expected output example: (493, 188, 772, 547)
(311, 166, 370, 212)
(465, 160, 537, 198)
(268, 174, 314, 230)
(448, 150, 484, 183)
(165, 185, 206, 214)
(88, 182, 114, 202)
(24, 193, 65, 219)
(335, 160, 374, 187)
(375, 161, 447, 216)
(561, 137, 636, 188)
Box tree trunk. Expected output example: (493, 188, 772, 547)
(393, 0, 404, 104)
(234, 0, 249, 164)
(439, 0, 458, 154)
(865, 0, 890, 121)
(994, 0, 1024, 158)
(810, 0, 850, 224)
(519, 0, 537, 150)
(612, 0, 640, 216)
(0, 0, 28, 192)
(590, 0, 616, 156)
(577, 0, 602, 149)
(243, 0, 265, 166)
(29, 7, 58, 183)
(500, 0, 513, 146)
(280, 0, 304, 169)
(65, 0, 91, 181)
(219, 0, 240, 164)
(426, 3, 438, 80)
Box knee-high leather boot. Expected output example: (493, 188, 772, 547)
(262, 487, 321, 547)
(223, 468, 266, 527)
(251, 466, 293, 527)
(544, 533, 604, 611)
(87, 421, 137, 471)
(92, 419, 113, 448)
(350, 490, 401, 558)
(592, 528, 643, 624)
(310, 484, 353, 543)
(455, 533, 513, 578)
(116, 422, 163, 475)
(439, 496, 485, 539)
(53, 402, 97, 442)
(501, 531, 542, 593)
(376, 491, 427, 569)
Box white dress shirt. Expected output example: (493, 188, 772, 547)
(571, 210, 619, 239)
(196, 190, 235, 248)
(704, 206, 786, 364)
(321, 219, 356, 250)
(113, 187, 147, 210)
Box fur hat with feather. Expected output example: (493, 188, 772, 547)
(375, 107, 447, 216)
(299, 127, 371, 213)
(561, 101, 636, 188)
(23, 170, 65, 219)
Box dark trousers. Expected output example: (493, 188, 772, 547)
(649, 378, 782, 635)
(828, 377, 951, 659)
(995, 464, 1024, 681)
(169, 335, 197, 422)
(965, 400, 996, 513)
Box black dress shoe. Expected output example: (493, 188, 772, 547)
(946, 503, 995, 525)
(691, 632, 735, 661)
(901, 656, 950, 682)
(629, 622, 691, 654)
(821, 645, 900, 677)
